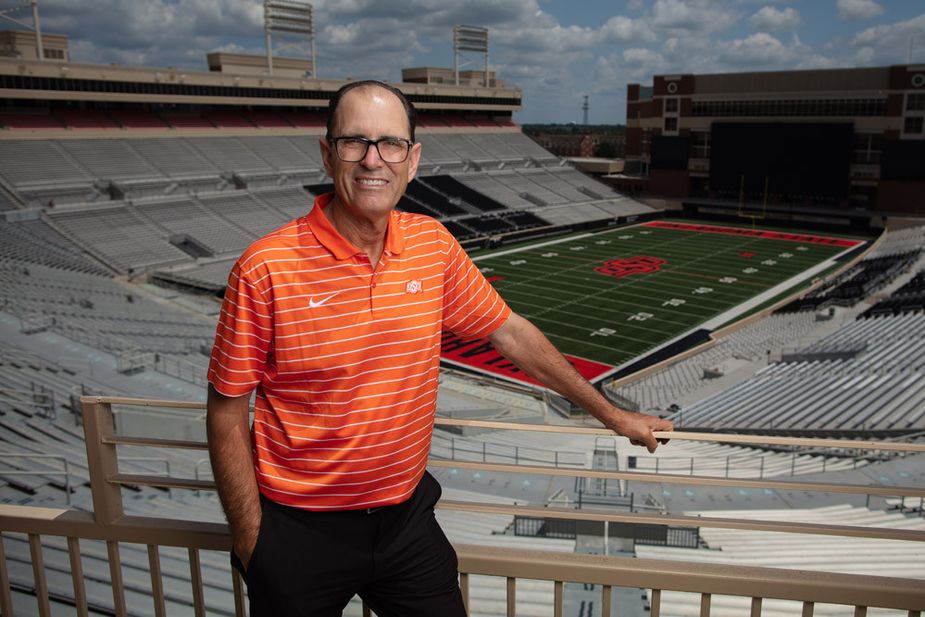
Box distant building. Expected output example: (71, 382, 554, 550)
(0, 29, 69, 61)
(401, 67, 502, 88)
(528, 131, 625, 159)
(533, 133, 597, 157)
(620, 65, 925, 215)
(206, 52, 313, 79)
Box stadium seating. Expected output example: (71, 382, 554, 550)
(201, 110, 254, 128)
(108, 109, 170, 129)
(244, 110, 292, 128)
(0, 112, 65, 130)
(46, 205, 190, 271)
(54, 108, 120, 130)
(672, 311, 925, 432)
(424, 175, 507, 212)
(637, 504, 925, 617)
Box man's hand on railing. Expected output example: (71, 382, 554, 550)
(603, 407, 673, 453)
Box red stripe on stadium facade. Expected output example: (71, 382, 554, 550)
(643, 221, 864, 247)
(440, 330, 614, 386)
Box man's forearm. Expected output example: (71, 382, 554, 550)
(489, 314, 617, 421)
(206, 385, 261, 561)
(488, 313, 672, 451)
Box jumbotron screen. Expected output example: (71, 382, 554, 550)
(709, 122, 853, 198)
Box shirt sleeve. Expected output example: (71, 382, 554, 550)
(441, 228, 511, 340)
(207, 259, 274, 397)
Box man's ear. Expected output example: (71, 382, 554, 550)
(320, 138, 334, 177)
(407, 141, 422, 181)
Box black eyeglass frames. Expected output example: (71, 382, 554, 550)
(329, 136, 414, 163)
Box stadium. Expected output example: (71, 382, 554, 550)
(0, 4, 924, 617)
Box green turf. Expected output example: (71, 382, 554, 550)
(473, 222, 866, 373)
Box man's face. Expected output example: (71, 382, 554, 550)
(320, 86, 422, 222)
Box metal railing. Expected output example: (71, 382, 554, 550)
(0, 395, 922, 617)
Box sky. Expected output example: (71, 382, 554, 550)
(17, 0, 925, 124)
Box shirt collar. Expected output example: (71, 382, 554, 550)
(307, 192, 407, 260)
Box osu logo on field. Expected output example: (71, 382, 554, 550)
(595, 256, 666, 279)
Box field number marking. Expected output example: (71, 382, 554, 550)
(761, 259, 777, 266)
(542, 252, 558, 258)
(663, 298, 686, 307)
(719, 276, 738, 284)
(742, 267, 758, 274)
(627, 312, 654, 322)
(510, 260, 526, 266)
(692, 287, 714, 294)
(590, 327, 617, 337)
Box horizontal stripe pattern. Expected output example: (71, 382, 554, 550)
(208, 192, 510, 510)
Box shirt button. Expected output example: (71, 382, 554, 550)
(371, 283, 376, 288)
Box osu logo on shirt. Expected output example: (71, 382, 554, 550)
(595, 256, 666, 279)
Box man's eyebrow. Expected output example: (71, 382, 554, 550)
(336, 134, 410, 141)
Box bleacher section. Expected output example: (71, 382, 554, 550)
(636, 505, 925, 617)
(777, 250, 921, 313)
(46, 204, 191, 271)
(0, 217, 109, 275)
(673, 312, 925, 432)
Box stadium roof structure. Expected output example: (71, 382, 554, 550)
(0, 32, 522, 117)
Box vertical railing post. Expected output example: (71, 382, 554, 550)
(29, 534, 51, 617)
(68, 537, 89, 617)
(506, 576, 516, 617)
(554, 580, 564, 617)
(81, 397, 125, 523)
(82, 397, 127, 617)
(0, 535, 13, 617)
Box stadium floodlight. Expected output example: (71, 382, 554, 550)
(453, 25, 489, 87)
(264, 0, 316, 77)
(0, 0, 44, 60)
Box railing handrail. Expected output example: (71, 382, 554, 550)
(81, 395, 925, 454)
(1, 503, 922, 612)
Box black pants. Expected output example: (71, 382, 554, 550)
(231, 472, 468, 617)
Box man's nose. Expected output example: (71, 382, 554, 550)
(360, 142, 384, 168)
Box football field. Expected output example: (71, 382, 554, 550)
(440, 220, 866, 385)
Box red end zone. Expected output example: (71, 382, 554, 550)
(440, 330, 614, 386)
(643, 221, 864, 247)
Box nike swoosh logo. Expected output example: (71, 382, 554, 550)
(309, 291, 341, 308)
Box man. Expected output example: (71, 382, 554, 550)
(207, 80, 672, 617)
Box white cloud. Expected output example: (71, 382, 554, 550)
(651, 0, 741, 33)
(837, 0, 885, 21)
(749, 6, 801, 31)
(850, 14, 925, 64)
(718, 32, 793, 65)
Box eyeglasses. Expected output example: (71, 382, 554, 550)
(329, 136, 414, 163)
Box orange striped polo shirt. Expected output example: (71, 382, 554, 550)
(208, 192, 511, 510)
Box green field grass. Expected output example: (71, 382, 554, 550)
(470, 221, 866, 381)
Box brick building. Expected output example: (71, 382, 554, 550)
(619, 65, 925, 215)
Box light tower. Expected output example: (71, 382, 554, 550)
(264, 0, 316, 77)
(0, 0, 44, 60)
(582, 95, 589, 125)
(453, 25, 489, 87)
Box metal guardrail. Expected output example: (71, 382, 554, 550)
(0, 395, 922, 617)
